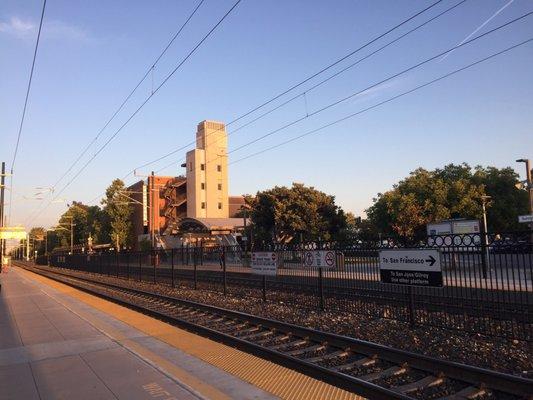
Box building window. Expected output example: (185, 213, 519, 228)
(200, 163, 205, 171)
(218, 202, 222, 210)
(201, 202, 205, 209)
(217, 165, 221, 172)
(201, 182, 205, 190)
(189, 163, 192, 172)
(217, 183, 222, 190)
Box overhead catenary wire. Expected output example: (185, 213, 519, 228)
(157, 10, 533, 178)
(131, 0, 447, 175)
(151, 0, 470, 174)
(226, 10, 533, 155)
(35, 0, 447, 213)
(230, 38, 533, 166)
(8, 0, 46, 225)
(85, 5, 532, 209)
(25, 0, 243, 226)
(50, 0, 206, 190)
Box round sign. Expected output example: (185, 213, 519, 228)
(325, 251, 335, 267)
(304, 252, 314, 266)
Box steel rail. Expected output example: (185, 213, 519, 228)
(17, 263, 532, 399)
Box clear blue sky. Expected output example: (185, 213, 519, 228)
(1, 0, 532, 228)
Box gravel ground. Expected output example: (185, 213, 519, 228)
(32, 265, 532, 377)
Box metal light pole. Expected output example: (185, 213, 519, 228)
(481, 195, 491, 274)
(516, 158, 533, 242)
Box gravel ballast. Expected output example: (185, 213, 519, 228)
(29, 265, 532, 377)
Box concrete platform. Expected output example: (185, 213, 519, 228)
(0, 268, 278, 400)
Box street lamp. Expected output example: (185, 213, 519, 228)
(516, 159, 533, 244)
(516, 158, 533, 215)
(481, 195, 491, 274)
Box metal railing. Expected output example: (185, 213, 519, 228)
(37, 232, 532, 341)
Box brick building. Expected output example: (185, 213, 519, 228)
(128, 121, 246, 249)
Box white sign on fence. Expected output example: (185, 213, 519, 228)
(251, 252, 277, 276)
(518, 214, 533, 223)
(379, 249, 442, 287)
(303, 250, 337, 269)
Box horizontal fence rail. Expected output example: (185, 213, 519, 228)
(36, 232, 532, 341)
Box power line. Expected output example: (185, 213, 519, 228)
(226, 10, 533, 156)
(159, 9, 533, 176)
(26, 0, 243, 225)
(76, 0, 450, 210)
(10, 0, 46, 172)
(87, 3, 529, 208)
(51, 0, 205, 190)
(230, 38, 533, 166)
(130, 0, 447, 174)
(138, 0, 467, 177)
(8, 0, 46, 225)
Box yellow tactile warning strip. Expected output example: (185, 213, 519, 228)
(18, 267, 363, 400)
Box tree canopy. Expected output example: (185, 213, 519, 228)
(246, 183, 352, 244)
(101, 179, 133, 251)
(54, 202, 109, 250)
(365, 164, 529, 240)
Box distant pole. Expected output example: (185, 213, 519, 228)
(70, 218, 74, 254)
(516, 159, 533, 242)
(481, 195, 491, 275)
(151, 171, 155, 249)
(0, 162, 5, 265)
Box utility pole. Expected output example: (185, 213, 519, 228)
(70, 217, 74, 254)
(151, 171, 156, 249)
(0, 162, 5, 268)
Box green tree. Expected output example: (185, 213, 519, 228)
(57, 202, 90, 249)
(365, 163, 529, 240)
(247, 183, 350, 244)
(473, 166, 529, 231)
(28, 227, 46, 255)
(102, 179, 133, 251)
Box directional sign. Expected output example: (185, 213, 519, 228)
(303, 250, 338, 269)
(251, 252, 277, 276)
(0, 227, 27, 240)
(379, 249, 442, 287)
(518, 214, 533, 223)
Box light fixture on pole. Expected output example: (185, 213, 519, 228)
(516, 158, 533, 243)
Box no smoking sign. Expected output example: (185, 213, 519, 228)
(303, 250, 337, 269)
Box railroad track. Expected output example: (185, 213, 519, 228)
(17, 263, 532, 400)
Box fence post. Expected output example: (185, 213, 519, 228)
(222, 246, 227, 296)
(193, 247, 198, 290)
(480, 226, 489, 279)
(171, 248, 175, 288)
(200, 240, 204, 266)
(126, 252, 129, 280)
(139, 252, 142, 282)
(153, 250, 156, 284)
(107, 254, 110, 277)
(116, 252, 119, 278)
(408, 286, 416, 327)
(318, 267, 325, 311)
(181, 243, 184, 265)
(262, 275, 267, 302)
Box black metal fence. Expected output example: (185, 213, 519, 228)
(37, 232, 532, 341)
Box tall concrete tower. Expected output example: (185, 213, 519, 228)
(185, 121, 229, 219)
